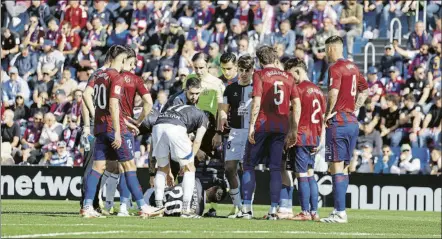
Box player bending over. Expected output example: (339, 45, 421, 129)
(320, 36, 368, 223)
(242, 45, 300, 220)
(82, 45, 163, 218)
(215, 55, 254, 218)
(152, 77, 209, 218)
(282, 58, 325, 221)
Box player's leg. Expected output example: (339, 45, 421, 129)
(308, 166, 320, 221)
(266, 133, 285, 220)
(102, 160, 119, 215)
(179, 161, 199, 218)
(152, 124, 171, 209)
(278, 162, 294, 219)
(117, 163, 132, 216)
(291, 146, 313, 221)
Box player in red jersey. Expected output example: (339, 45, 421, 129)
(82, 45, 163, 219)
(320, 36, 369, 223)
(280, 58, 326, 221)
(240, 46, 301, 220)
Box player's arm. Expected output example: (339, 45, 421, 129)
(219, 88, 230, 131)
(249, 72, 263, 131)
(110, 76, 123, 149)
(135, 78, 153, 126)
(287, 84, 301, 148)
(324, 68, 341, 121)
(355, 73, 369, 112)
(193, 126, 207, 158)
(216, 81, 226, 129)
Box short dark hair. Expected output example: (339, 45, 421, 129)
(185, 75, 202, 90)
(325, 35, 344, 45)
(237, 55, 254, 70)
(104, 45, 127, 63)
(284, 57, 307, 72)
(220, 52, 237, 65)
(192, 52, 209, 63)
(385, 94, 400, 105)
(413, 64, 424, 72)
(256, 45, 278, 66)
(206, 185, 228, 203)
(124, 45, 136, 58)
(405, 93, 415, 102)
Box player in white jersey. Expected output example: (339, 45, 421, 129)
(215, 55, 254, 218)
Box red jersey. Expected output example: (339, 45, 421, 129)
(93, 69, 126, 135)
(120, 71, 150, 118)
(253, 67, 299, 133)
(62, 5, 87, 29)
(296, 81, 326, 146)
(328, 59, 368, 123)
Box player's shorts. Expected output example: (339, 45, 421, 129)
(225, 128, 249, 162)
(325, 115, 359, 165)
(244, 132, 285, 171)
(151, 123, 193, 167)
(285, 146, 316, 173)
(94, 131, 134, 162)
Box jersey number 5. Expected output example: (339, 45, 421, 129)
(94, 84, 107, 109)
(311, 99, 321, 124)
(274, 81, 284, 105)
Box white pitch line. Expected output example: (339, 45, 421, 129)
(2, 231, 126, 238)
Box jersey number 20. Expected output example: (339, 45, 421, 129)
(274, 81, 284, 105)
(94, 84, 107, 109)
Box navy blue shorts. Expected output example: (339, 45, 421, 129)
(94, 131, 134, 162)
(244, 132, 285, 171)
(286, 146, 316, 173)
(325, 117, 359, 165)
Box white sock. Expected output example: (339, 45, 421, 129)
(105, 173, 119, 209)
(182, 171, 195, 212)
(100, 170, 111, 191)
(229, 188, 242, 207)
(154, 171, 167, 206)
(120, 202, 127, 212)
(269, 206, 277, 214)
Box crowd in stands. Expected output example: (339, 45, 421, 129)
(0, 0, 440, 175)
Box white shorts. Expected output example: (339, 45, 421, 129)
(225, 128, 249, 162)
(151, 124, 194, 167)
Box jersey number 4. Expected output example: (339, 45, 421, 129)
(94, 84, 107, 109)
(274, 81, 284, 105)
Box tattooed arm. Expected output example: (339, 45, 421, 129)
(325, 88, 339, 121)
(355, 89, 369, 112)
(248, 96, 261, 144)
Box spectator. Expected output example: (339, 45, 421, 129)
(237, 35, 250, 57)
(45, 18, 61, 41)
(179, 40, 196, 73)
(85, 16, 108, 63)
(61, 120, 82, 162)
(178, 4, 196, 32)
(52, 69, 79, 100)
(27, 0, 51, 29)
(256, 1, 275, 35)
(219, 52, 238, 86)
(362, 0, 383, 39)
(106, 17, 129, 47)
(187, 19, 210, 53)
(311, 1, 338, 32)
(195, 0, 215, 30)
(23, 16, 44, 52)
(41, 141, 74, 166)
(34, 65, 56, 102)
(39, 112, 63, 151)
(153, 90, 168, 112)
(1, 110, 20, 161)
(274, 42, 288, 62)
(248, 19, 272, 56)
(67, 89, 83, 126)
(390, 144, 421, 175)
(403, 65, 431, 106)
(2, 66, 30, 108)
(419, 93, 441, 148)
(137, 20, 161, 55)
(50, 89, 72, 123)
(127, 24, 141, 48)
(374, 145, 398, 174)
(209, 17, 228, 52)
(234, 0, 255, 32)
(132, 0, 149, 25)
(30, 92, 50, 117)
(147, 1, 171, 32)
(274, 0, 294, 30)
(208, 42, 221, 67)
(357, 97, 383, 155)
(20, 112, 43, 165)
(173, 68, 190, 93)
(384, 66, 405, 95)
(157, 44, 179, 78)
(350, 144, 375, 173)
(431, 17, 441, 45)
(366, 66, 385, 104)
(12, 93, 30, 121)
(115, 0, 134, 27)
(89, 0, 113, 29)
(407, 44, 431, 76)
(62, 0, 87, 32)
(210, 1, 235, 31)
(13, 45, 38, 88)
(57, 22, 81, 65)
(339, 0, 363, 61)
(294, 44, 314, 80)
(378, 44, 403, 77)
(152, 63, 176, 98)
(142, 44, 162, 80)
(2, 28, 21, 69)
(380, 94, 400, 144)
(391, 94, 423, 147)
(430, 148, 441, 175)
(76, 41, 98, 71)
(162, 18, 186, 55)
(225, 18, 244, 53)
(272, 19, 296, 56)
(37, 40, 65, 82)
(407, 21, 432, 51)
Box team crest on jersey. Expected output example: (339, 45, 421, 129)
(346, 64, 355, 70)
(115, 86, 121, 94)
(124, 76, 130, 83)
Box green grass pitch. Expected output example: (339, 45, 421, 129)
(1, 200, 441, 238)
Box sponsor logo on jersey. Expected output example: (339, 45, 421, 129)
(115, 86, 121, 94)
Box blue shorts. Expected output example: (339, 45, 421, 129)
(244, 132, 285, 171)
(325, 118, 359, 165)
(94, 131, 134, 162)
(286, 146, 316, 173)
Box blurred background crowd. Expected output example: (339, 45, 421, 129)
(0, 0, 440, 175)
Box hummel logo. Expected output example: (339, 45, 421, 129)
(234, 92, 238, 96)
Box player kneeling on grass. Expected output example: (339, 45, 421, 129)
(144, 178, 228, 216)
(152, 77, 210, 218)
(281, 58, 326, 221)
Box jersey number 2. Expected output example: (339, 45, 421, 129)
(274, 81, 284, 105)
(311, 99, 321, 124)
(94, 84, 107, 109)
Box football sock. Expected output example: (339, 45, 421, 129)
(105, 173, 119, 209)
(182, 171, 195, 212)
(269, 203, 278, 214)
(118, 172, 130, 207)
(154, 171, 167, 207)
(270, 170, 282, 207)
(287, 186, 294, 212)
(332, 173, 347, 212)
(308, 176, 319, 212)
(99, 170, 111, 193)
(229, 188, 242, 207)
(83, 169, 102, 207)
(241, 169, 256, 203)
(279, 184, 290, 210)
(298, 176, 310, 212)
(124, 171, 146, 207)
